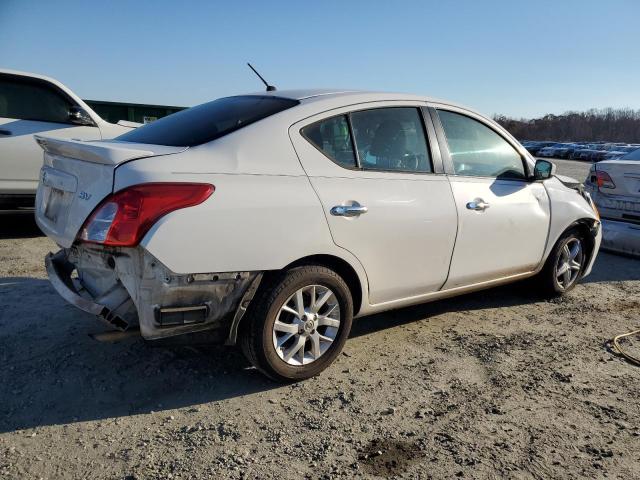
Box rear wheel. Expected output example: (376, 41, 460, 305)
(537, 228, 587, 296)
(240, 265, 353, 381)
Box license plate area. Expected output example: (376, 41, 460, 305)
(615, 199, 640, 213)
(44, 187, 65, 222)
(38, 166, 78, 228)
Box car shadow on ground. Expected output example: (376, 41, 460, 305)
(351, 280, 538, 339)
(0, 277, 277, 434)
(352, 252, 640, 338)
(0, 211, 41, 239)
(1, 251, 638, 434)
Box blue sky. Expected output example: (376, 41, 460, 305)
(1, 0, 638, 118)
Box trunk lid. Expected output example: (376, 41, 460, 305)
(596, 160, 640, 198)
(34, 136, 186, 247)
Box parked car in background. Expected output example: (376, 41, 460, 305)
(537, 143, 561, 157)
(569, 144, 595, 160)
(525, 141, 556, 156)
(555, 143, 582, 159)
(602, 146, 637, 161)
(586, 147, 640, 256)
(577, 147, 607, 162)
(34, 89, 601, 380)
(590, 144, 620, 162)
(538, 143, 580, 158)
(0, 69, 139, 209)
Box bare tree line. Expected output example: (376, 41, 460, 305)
(494, 108, 640, 143)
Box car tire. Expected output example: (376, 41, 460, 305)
(536, 228, 587, 297)
(240, 265, 353, 382)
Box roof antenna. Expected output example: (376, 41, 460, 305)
(247, 63, 277, 92)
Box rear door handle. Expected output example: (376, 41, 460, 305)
(330, 203, 368, 217)
(466, 199, 490, 211)
(0, 129, 12, 136)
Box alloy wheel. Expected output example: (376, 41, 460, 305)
(555, 237, 584, 290)
(272, 284, 341, 366)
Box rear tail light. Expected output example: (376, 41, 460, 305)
(79, 183, 214, 247)
(595, 171, 616, 189)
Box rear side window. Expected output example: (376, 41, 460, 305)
(438, 110, 525, 179)
(117, 95, 299, 147)
(301, 107, 433, 173)
(301, 115, 357, 168)
(0, 74, 74, 124)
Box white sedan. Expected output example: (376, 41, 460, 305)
(35, 90, 601, 380)
(586, 148, 640, 256)
(0, 69, 137, 208)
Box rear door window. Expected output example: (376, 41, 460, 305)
(301, 115, 357, 168)
(301, 107, 433, 173)
(351, 108, 432, 173)
(0, 74, 74, 124)
(117, 95, 299, 147)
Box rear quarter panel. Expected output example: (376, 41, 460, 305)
(140, 173, 345, 273)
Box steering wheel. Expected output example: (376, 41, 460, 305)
(396, 152, 419, 171)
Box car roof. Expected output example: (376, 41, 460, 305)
(0, 68, 72, 91)
(242, 88, 453, 106)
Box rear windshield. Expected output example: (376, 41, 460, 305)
(622, 148, 640, 160)
(116, 95, 299, 147)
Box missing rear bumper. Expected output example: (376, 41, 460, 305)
(156, 304, 209, 327)
(46, 251, 131, 331)
(46, 246, 260, 341)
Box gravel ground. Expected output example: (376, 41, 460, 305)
(1, 159, 639, 479)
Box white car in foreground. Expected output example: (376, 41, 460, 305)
(0, 69, 138, 208)
(586, 148, 640, 256)
(35, 90, 601, 380)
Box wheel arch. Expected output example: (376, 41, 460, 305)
(283, 254, 364, 317)
(542, 217, 599, 270)
(227, 253, 367, 346)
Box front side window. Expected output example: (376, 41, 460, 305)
(0, 74, 73, 124)
(438, 110, 525, 179)
(117, 95, 299, 147)
(301, 115, 356, 168)
(351, 108, 432, 173)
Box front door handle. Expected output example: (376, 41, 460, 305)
(330, 203, 368, 217)
(466, 199, 490, 211)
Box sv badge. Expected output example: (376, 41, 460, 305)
(78, 191, 92, 201)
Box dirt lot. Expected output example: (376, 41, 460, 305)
(1, 159, 639, 479)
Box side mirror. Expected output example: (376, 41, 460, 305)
(534, 159, 556, 180)
(68, 106, 95, 126)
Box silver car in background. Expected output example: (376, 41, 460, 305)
(586, 148, 640, 256)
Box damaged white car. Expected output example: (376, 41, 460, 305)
(35, 90, 602, 381)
